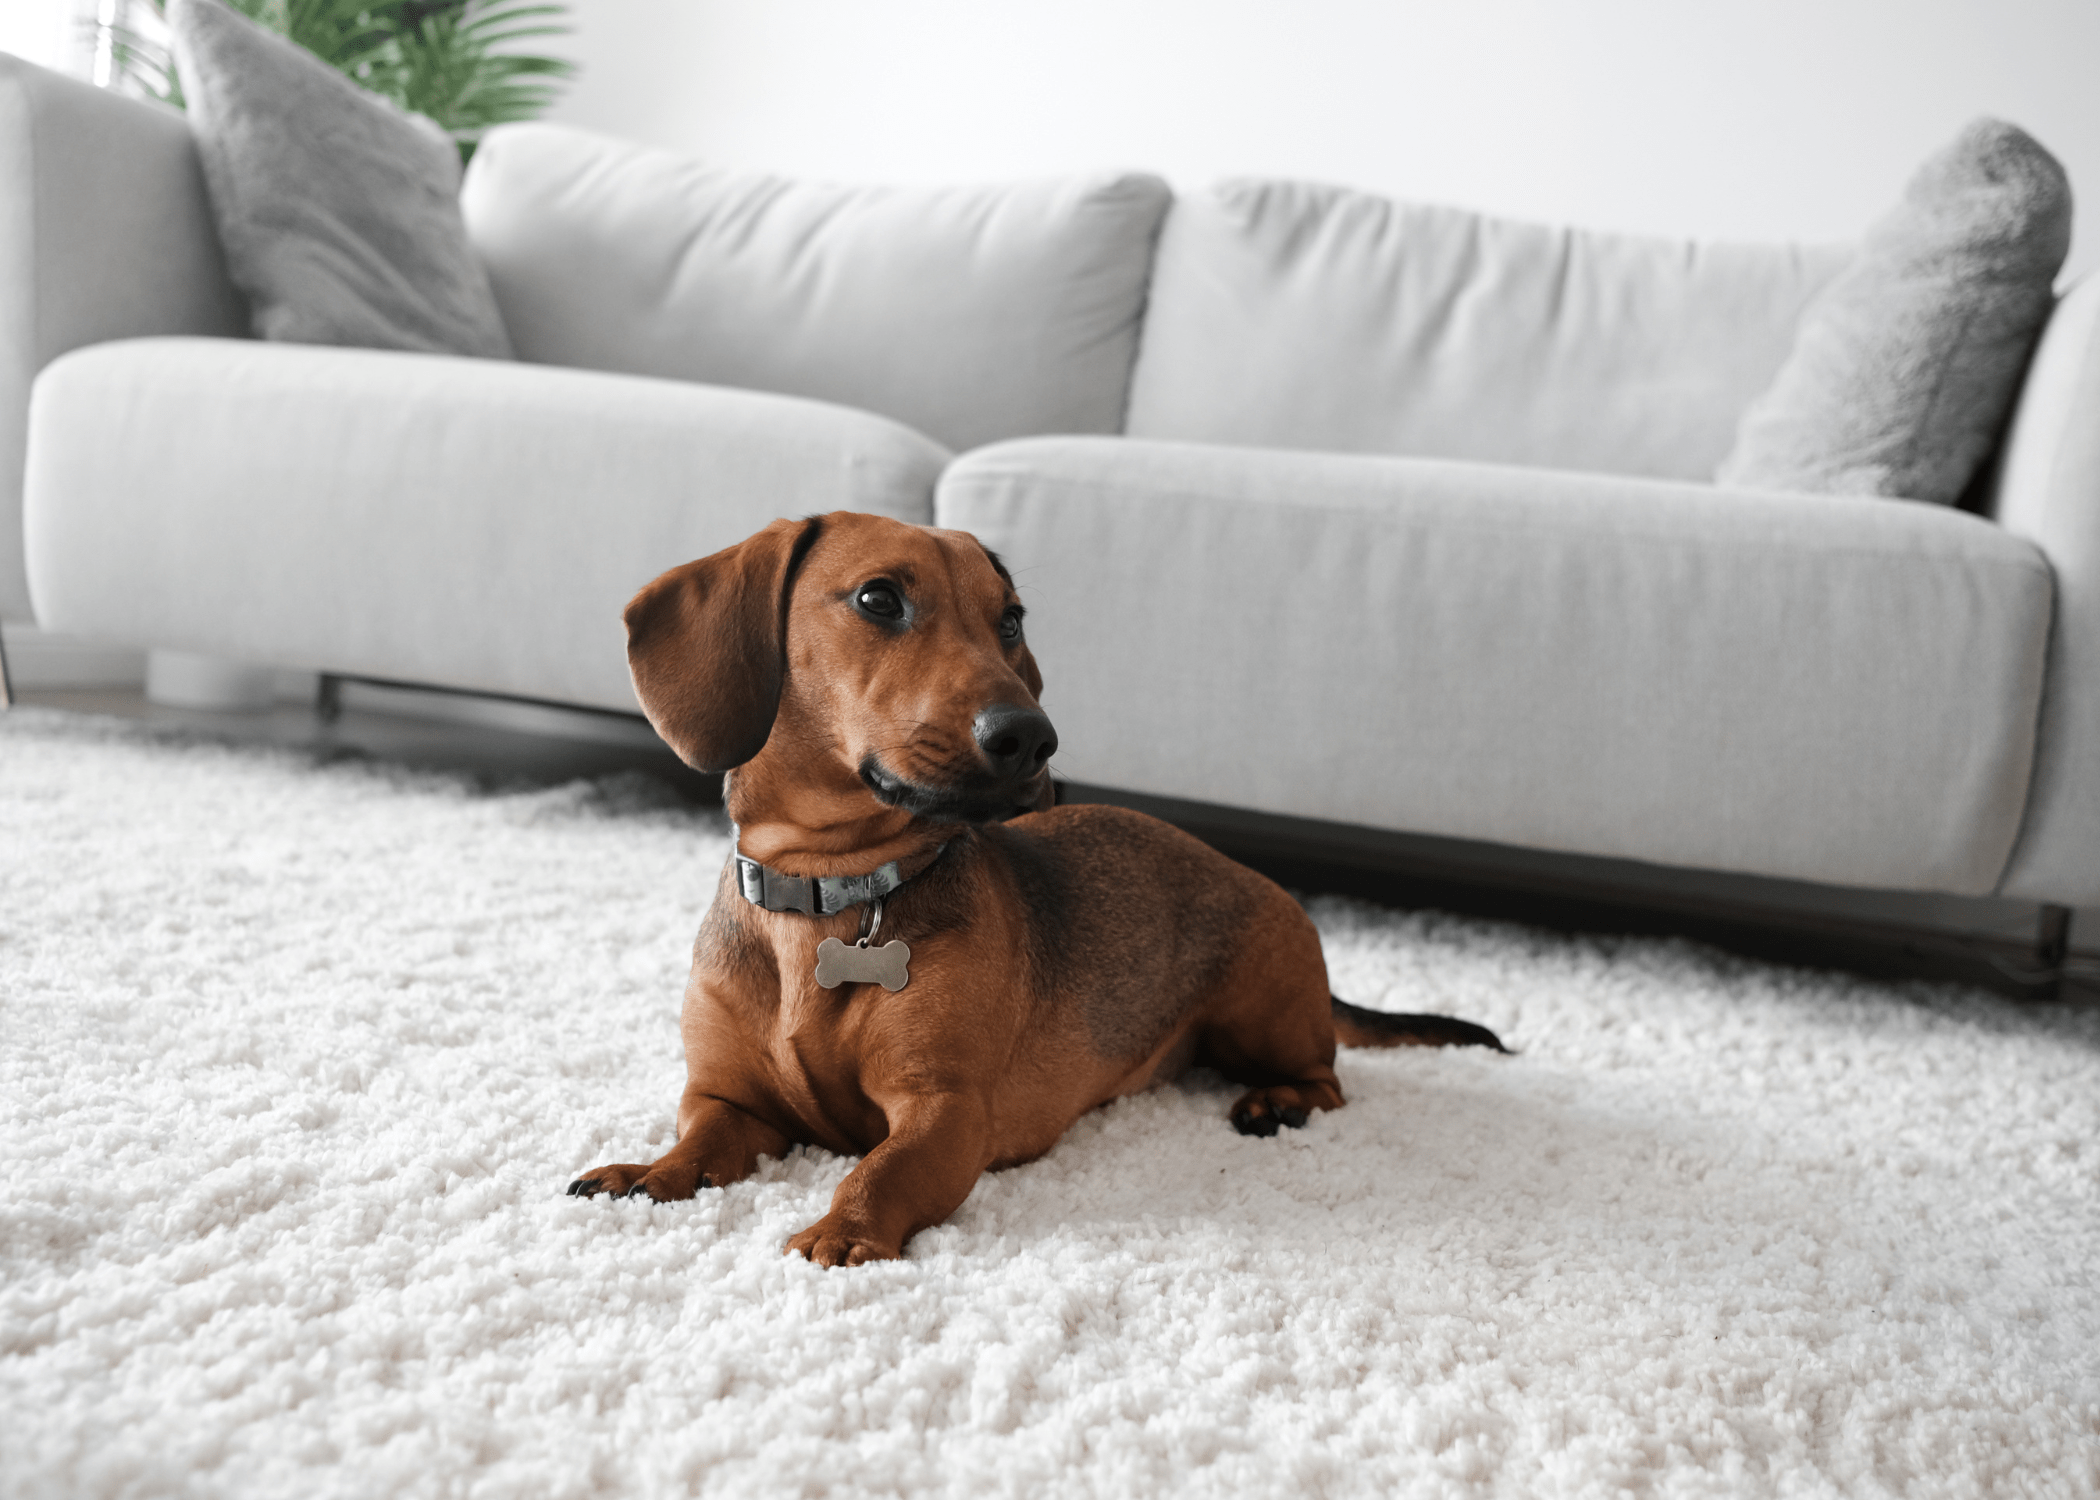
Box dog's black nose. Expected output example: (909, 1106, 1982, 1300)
(973, 703, 1058, 779)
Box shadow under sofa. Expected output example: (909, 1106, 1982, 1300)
(5, 57, 2097, 967)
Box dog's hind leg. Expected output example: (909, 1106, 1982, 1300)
(1205, 1029, 1347, 1139)
(1186, 899, 1352, 1137)
(567, 1092, 789, 1202)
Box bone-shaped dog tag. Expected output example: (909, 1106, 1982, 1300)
(814, 937, 912, 992)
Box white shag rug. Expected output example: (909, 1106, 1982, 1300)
(3, 707, 2097, 1500)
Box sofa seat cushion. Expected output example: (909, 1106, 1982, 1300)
(24, 338, 947, 710)
(1124, 180, 1852, 482)
(937, 438, 2051, 895)
(459, 123, 1171, 454)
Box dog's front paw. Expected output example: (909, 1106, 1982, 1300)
(567, 1162, 651, 1198)
(566, 1162, 712, 1201)
(784, 1216, 899, 1266)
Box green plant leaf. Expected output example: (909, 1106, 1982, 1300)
(100, 0, 576, 155)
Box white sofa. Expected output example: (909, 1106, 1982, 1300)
(6, 55, 2097, 913)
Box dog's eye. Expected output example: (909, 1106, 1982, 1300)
(854, 582, 906, 621)
(998, 607, 1025, 643)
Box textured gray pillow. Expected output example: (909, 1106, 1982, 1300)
(1717, 119, 2069, 504)
(167, 0, 512, 358)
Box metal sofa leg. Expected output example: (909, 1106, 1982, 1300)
(1978, 903, 2073, 999)
(2035, 904, 2072, 1000)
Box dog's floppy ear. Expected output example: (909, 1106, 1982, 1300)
(624, 516, 824, 772)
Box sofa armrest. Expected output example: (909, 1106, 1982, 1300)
(1990, 272, 2100, 903)
(0, 55, 246, 621)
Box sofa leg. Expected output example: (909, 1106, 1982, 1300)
(0, 625, 12, 709)
(1978, 903, 2074, 999)
(315, 672, 342, 724)
(2035, 904, 2072, 999)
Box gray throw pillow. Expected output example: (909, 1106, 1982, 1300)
(1717, 119, 2069, 504)
(167, 0, 512, 358)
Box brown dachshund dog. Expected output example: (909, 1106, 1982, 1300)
(568, 512, 1504, 1264)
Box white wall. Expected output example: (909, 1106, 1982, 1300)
(548, 0, 2100, 280)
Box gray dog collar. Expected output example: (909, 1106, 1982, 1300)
(733, 838, 950, 918)
(734, 853, 907, 917)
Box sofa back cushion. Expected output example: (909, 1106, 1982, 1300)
(1124, 179, 1854, 481)
(460, 124, 1171, 452)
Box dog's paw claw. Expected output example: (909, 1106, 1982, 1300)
(568, 1162, 658, 1199)
(619, 1181, 655, 1201)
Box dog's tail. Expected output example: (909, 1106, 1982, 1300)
(1331, 996, 1508, 1053)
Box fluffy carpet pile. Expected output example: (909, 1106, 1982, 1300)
(2, 707, 2097, 1499)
